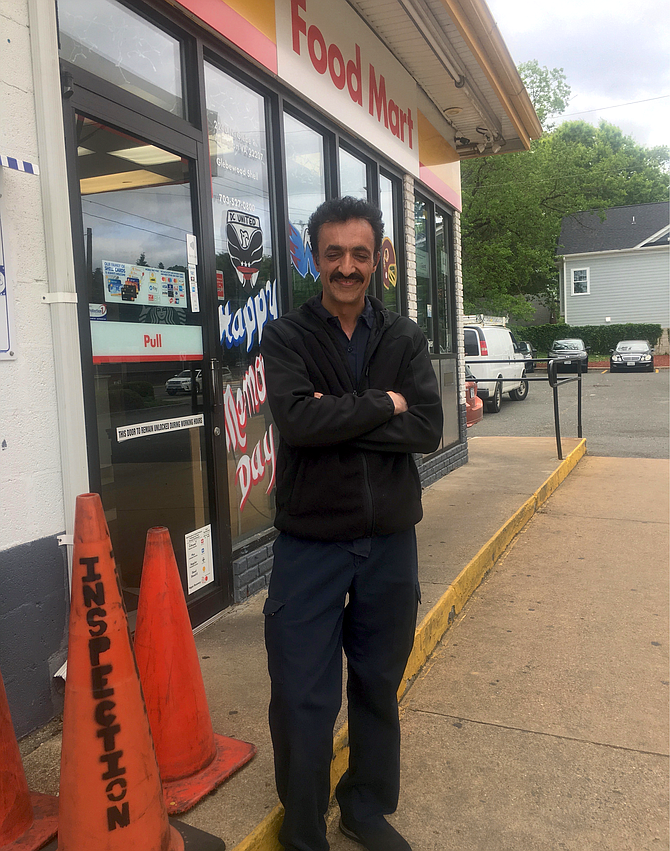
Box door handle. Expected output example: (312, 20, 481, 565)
(210, 358, 218, 405)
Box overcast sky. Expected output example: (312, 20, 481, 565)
(485, 0, 670, 149)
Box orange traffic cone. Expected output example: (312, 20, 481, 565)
(134, 527, 255, 814)
(57, 493, 186, 851)
(0, 668, 58, 851)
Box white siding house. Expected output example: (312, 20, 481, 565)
(557, 203, 669, 329)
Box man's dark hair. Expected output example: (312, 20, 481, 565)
(308, 196, 384, 259)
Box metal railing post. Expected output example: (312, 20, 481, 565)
(548, 359, 563, 460)
(553, 384, 563, 459)
(577, 367, 583, 439)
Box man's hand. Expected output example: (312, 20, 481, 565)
(314, 390, 406, 416)
(387, 391, 408, 415)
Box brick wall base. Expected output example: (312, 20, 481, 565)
(416, 404, 468, 487)
(232, 538, 276, 603)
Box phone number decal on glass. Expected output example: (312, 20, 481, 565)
(214, 194, 256, 212)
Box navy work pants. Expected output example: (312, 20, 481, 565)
(264, 529, 419, 851)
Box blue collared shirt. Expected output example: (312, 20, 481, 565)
(313, 295, 376, 555)
(313, 295, 375, 385)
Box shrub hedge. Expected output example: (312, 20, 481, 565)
(108, 386, 146, 412)
(511, 323, 663, 356)
(123, 381, 155, 398)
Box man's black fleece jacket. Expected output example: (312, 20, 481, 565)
(260, 294, 444, 541)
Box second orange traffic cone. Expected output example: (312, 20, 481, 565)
(0, 667, 58, 851)
(134, 527, 256, 814)
(57, 493, 185, 851)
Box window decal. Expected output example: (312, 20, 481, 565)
(227, 211, 264, 287)
(288, 221, 319, 280)
(381, 236, 397, 290)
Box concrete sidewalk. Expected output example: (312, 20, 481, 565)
(23, 436, 669, 850)
(327, 453, 669, 850)
(19, 435, 581, 844)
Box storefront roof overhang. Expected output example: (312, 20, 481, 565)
(170, 0, 541, 170)
(346, 0, 542, 159)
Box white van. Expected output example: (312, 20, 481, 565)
(463, 316, 528, 413)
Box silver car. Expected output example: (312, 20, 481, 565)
(165, 369, 202, 395)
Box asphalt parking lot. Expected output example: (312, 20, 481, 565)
(470, 368, 669, 459)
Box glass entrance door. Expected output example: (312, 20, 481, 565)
(204, 63, 278, 550)
(74, 115, 225, 619)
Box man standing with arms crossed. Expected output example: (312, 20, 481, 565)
(260, 196, 443, 851)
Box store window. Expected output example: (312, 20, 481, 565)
(379, 173, 400, 312)
(205, 63, 277, 547)
(414, 193, 459, 450)
(284, 113, 326, 307)
(339, 147, 367, 199)
(58, 0, 184, 117)
(414, 198, 433, 351)
(435, 209, 452, 354)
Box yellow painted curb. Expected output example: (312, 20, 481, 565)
(233, 804, 284, 851)
(232, 438, 587, 851)
(400, 436, 586, 695)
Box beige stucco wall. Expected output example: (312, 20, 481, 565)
(0, 0, 66, 551)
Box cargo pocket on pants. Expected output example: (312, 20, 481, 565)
(263, 597, 285, 684)
(263, 597, 285, 616)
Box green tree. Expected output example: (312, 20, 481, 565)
(517, 60, 571, 130)
(460, 64, 669, 323)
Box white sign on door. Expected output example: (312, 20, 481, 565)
(186, 524, 214, 595)
(90, 321, 203, 363)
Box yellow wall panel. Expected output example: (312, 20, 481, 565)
(223, 0, 276, 42)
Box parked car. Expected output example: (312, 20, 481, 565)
(517, 340, 536, 373)
(464, 317, 528, 413)
(548, 338, 589, 373)
(165, 369, 202, 395)
(465, 364, 483, 427)
(610, 340, 655, 372)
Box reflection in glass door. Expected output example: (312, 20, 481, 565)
(204, 63, 277, 548)
(76, 116, 216, 614)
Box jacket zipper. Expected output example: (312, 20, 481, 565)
(361, 453, 375, 537)
(357, 314, 388, 395)
(300, 300, 385, 535)
(359, 314, 387, 535)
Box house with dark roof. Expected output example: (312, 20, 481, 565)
(556, 202, 669, 332)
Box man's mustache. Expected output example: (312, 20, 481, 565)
(331, 274, 364, 284)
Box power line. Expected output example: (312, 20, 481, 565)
(552, 94, 670, 118)
(82, 211, 187, 244)
(84, 198, 190, 234)
(462, 164, 669, 192)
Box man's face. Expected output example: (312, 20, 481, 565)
(314, 218, 379, 314)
